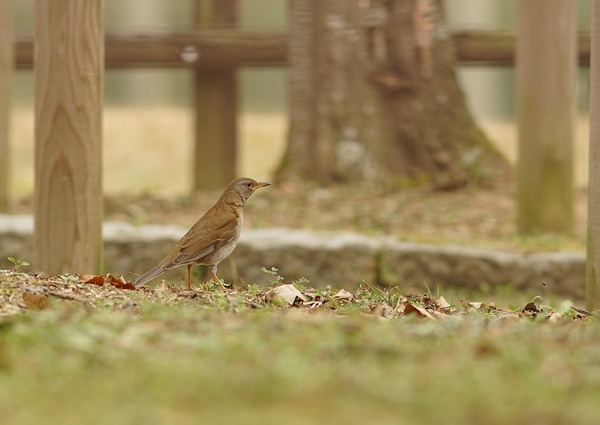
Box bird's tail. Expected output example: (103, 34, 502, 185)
(134, 264, 166, 287)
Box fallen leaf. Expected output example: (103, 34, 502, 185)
(303, 300, 323, 309)
(269, 284, 307, 306)
(395, 302, 407, 315)
(22, 292, 49, 310)
(333, 289, 354, 302)
(371, 302, 395, 319)
(303, 289, 320, 299)
(431, 310, 452, 320)
(404, 302, 434, 319)
(468, 302, 498, 312)
(79, 274, 136, 290)
(522, 302, 539, 314)
(546, 311, 565, 324)
(436, 296, 451, 309)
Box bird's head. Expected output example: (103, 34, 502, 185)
(227, 177, 271, 203)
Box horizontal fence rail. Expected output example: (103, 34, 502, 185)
(14, 30, 592, 69)
(16, 30, 287, 69)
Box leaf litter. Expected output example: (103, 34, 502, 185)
(0, 269, 592, 323)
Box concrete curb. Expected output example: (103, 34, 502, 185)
(0, 214, 585, 299)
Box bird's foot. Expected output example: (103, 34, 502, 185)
(214, 279, 231, 292)
(209, 272, 230, 292)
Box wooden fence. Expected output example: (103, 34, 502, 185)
(13, 30, 592, 69)
(0, 0, 12, 211)
(7, 28, 593, 196)
(4, 28, 594, 197)
(8, 27, 593, 194)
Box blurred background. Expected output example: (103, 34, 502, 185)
(8, 0, 593, 196)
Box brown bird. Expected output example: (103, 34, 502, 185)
(134, 177, 270, 290)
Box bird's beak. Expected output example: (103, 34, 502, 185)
(255, 182, 271, 189)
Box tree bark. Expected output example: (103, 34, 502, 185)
(278, 0, 506, 186)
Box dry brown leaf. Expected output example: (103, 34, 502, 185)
(371, 302, 395, 319)
(333, 289, 354, 302)
(404, 302, 434, 319)
(395, 302, 407, 315)
(303, 300, 323, 309)
(431, 310, 452, 320)
(545, 311, 561, 323)
(269, 284, 307, 306)
(522, 302, 540, 314)
(22, 292, 49, 310)
(79, 274, 136, 290)
(436, 296, 451, 309)
(303, 289, 320, 299)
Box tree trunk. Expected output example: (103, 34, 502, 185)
(278, 0, 505, 186)
(587, 0, 600, 310)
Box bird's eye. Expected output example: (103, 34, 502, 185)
(246, 182, 252, 188)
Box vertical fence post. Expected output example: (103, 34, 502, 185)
(34, 0, 104, 274)
(192, 0, 237, 191)
(587, 0, 600, 310)
(516, 0, 576, 234)
(0, 0, 13, 211)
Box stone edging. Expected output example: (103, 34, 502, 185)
(0, 214, 585, 299)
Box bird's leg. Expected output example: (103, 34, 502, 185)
(210, 271, 227, 291)
(187, 264, 193, 291)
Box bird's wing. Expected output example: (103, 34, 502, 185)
(164, 206, 240, 268)
(134, 263, 167, 287)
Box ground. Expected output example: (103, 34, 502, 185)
(2, 179, 597, 425)
(0, 269, 598, 425)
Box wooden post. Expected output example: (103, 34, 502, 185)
(516, 0, 576, 234)
(0, 0, 13, 211)
(34, 0, 104, 274)
(587, 0, 600, 310)
(193, 0, 237, 191)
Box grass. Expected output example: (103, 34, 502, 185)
(1, 270, 599, 425)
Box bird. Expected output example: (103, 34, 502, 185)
(134, 177, 270, 290)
